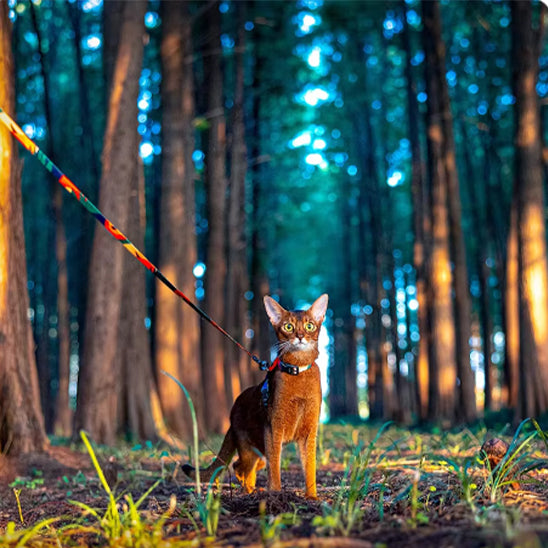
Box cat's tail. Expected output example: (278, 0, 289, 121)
(182, 426, 236, 483)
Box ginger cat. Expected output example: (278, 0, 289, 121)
(183, 294, 328, 499)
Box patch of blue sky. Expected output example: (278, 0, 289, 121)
(289, 130, 312, 148)
(295, 12, 321, 36)
(387, 170, 404, 188)
(83, 34, 101, 51)
(298, 86, 332, 107)
(144, 12, 160, 29)
(82, 0, 102, 12)
(305, 152, 328, 169)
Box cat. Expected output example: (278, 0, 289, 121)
(183, 293, 328, 499)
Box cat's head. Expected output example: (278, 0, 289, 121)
(263, 294, 328, 363)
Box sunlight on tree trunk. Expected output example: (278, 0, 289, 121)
(422, 0, 457, 424)
(512, 0, 548, 419)
(116, 160, 158, 442)
(157, 0, 205, 439)
(504, 196, 519, 409)
(75, 1, 147, 445)
(0, 3, 48, 454)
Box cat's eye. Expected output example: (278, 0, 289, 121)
(283, 322, 294, 333)
(304, 322, 316, 332)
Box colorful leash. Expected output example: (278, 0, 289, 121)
(0, 107, 269, 371)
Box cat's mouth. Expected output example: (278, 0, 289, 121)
(292, 339, 312, 349)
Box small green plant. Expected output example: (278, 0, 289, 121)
(12, 489, 24, 525)
(0, 517, 61, 547)
(407, 469, 429, 528)
(481, 418, 543, 503)
(313, 421, 392, 536)
(259, 500, 300, 547)
(163, 370, 226, 541)
(62, 430, 174, 547)
(9, 469, 44, 490)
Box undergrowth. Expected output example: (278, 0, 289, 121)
(0, 415, 547, 547)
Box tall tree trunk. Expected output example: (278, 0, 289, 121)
(29, 0, 72, 436)
(435, 4, 476, 423)
(511, 0, 548, 419)
(249, 52, 271, 381)
(422, 0, 457, 424)
(0, 3, 48, 454)
(225, 3, 251, 400)
(117, 162, 158, 442)
(157, 0, 205, 439)
(202, 1, 229, 433)
(75, 1, 147, 444)
(423, 0, 476, 422)
(402, 0, 430, 421)
(460, 123, 496, 412)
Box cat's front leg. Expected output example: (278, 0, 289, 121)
(265, 424, 283, 491)
(299, 431, 318, 499)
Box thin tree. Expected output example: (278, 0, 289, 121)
(511, 0, 548, 418)
(423, 0, 477, 422)
(225, 2, 252, 399)
(157, 0, 205, 438)
(202, 1, 230, 433)
(422, 0, 458, 423)
(75, 1, 147, 444)
(0, 2, 48, 454)
(402, 0, 430, 421)
(29, 0, 72, 436)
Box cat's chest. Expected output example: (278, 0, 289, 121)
(268, 366, 321, 438)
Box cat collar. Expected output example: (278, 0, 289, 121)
(260, 359, 312, 406)
(270, 357, 312, 376)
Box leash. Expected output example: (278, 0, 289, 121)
(0, 107, 269, 371)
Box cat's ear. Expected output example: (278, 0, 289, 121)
(264, 296, 286, 326)
(309, 294, 328, 323)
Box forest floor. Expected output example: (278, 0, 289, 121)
(1, 423, 548, 547)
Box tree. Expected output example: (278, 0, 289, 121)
(75, 1, 147, 444)
(433, 0, 477, 423)
(28, 0, 72, 436)
(422, 0, 458, 423)
(157, 0, 205, 438)
(116, 162, 158, 442)
(202, 1, 230, 433)
(402, 0, 430, 421)
(0, 2, 48, 454)
(224, 2, 252, 400)
(511, 0, 548, 419)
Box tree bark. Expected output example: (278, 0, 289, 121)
(202, 1, 229, 433)
(505, 195, 519, 409)
(422, 0, 457, 424)
(157, 0, 205, 439)
(511, 0, 548, 419)
(75, 1, 147, 444)
(29, 0, 73, 436)
(402, 0, 430, 422)
(225, 2, 251, 401)
(117, 162, 158, 442)
(0, 3, 48, 454)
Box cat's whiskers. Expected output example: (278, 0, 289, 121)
(274, 340, 292, 357)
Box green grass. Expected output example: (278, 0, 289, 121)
(1, 419, 548, 546)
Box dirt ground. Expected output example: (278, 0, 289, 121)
(1, 442, 548, 547)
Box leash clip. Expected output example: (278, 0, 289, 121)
(253, 356, 270, 371)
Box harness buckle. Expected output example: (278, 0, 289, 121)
(287, 365, 299, 375)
